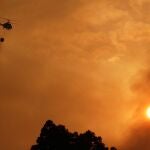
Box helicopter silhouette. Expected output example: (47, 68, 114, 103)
(0, 17, 14, 30)
(0, 18, 13, 42)
(0, 20, 13, 30)
(0, 21, 12, 30)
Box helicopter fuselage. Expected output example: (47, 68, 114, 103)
(0, 22, 12, 30)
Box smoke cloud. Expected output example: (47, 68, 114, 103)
(1, 0, 150, 150)
(120, 69, 150, 150)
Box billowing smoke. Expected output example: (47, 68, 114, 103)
(1, 0, 150, 150)
(120, 121, 150, 150)
(120, 69, 150, 150)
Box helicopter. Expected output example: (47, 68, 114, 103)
(0, 18, 14, 42)
(0, 17, 13, 30)
(0, 20, 13, 30)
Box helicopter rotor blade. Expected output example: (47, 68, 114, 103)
(0, 17, 10, 21)
(0, 17, 17, 23)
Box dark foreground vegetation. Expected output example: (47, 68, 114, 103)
(31, 120, 117, 150)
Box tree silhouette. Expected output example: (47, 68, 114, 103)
(31, 120, 117, 150)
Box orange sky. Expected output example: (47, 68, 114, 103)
(1, 0, 150, 150)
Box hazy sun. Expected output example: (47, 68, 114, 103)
(146, 107, 150, 119)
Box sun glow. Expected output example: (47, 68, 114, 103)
(146, 107, 150, 119)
